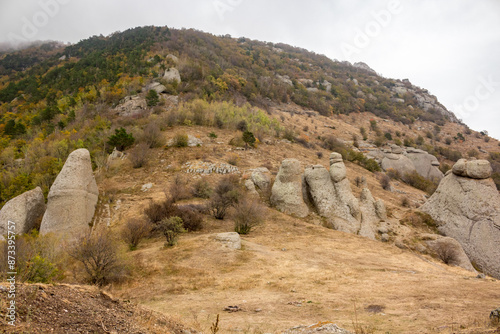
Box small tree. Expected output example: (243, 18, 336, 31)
(108, 127, 135, 151)
(160, 216, 185, 247)
(242, 130, 256, 148)
(146, 89, 159, 107)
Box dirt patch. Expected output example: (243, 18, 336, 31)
(0, 283, 195, 333)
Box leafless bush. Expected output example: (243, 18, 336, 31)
(129, 142, 150, 168)
(121, 218, 151, 250)
(233, 198, 265, 234)
(401, 197, 411, 208)
(68, 228, 128, 286)
(141, 121, 165, 148)
(167, 174, 191, 203)
(208, 175, 241, 220)
(354, 176, 365, 188)
(144, 198, 203, 232)
(379, 173, 392, 191)
(434, 242, 460, 265)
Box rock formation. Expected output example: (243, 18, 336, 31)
(163, 68, 181, 83)
(421, 159, 500, 278)
(215, 232, 241, 250)
(40, 149, 99, 236)
(0, 187, 45, 237)
(250, 167, 271, 192)
(114, 96, 147, 117)
(271, 159, 309, 218)
(359, 188, 387, 240)
(406, 148, 444, 181)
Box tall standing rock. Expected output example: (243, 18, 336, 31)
(358, 188, 383, 240)
(271, 159, 309, 218)
(40, 149, 99, 236)
(421, 159, 500, 279)
(0, 187, 45, 237)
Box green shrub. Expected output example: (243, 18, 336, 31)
(208, 176, 241, 220)
(173, 133, 188, 147)
(402, 171, 438, 195)
(160, 216, 185, 247)
(107, 127, 135, 151)
(146, 89, 159, 107)
(192, 178, 213, 199)
(242, 130, 256, 148)
(384, 132, 392, 141)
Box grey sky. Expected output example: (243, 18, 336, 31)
(1, 0, 499, 138)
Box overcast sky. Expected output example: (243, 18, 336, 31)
(1, 0, 499, 138)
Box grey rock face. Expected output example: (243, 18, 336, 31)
(0, 187, 45, 236)
(381, 153, 416, 176)
(250, 167, 271, 191)
(40, 149, 98, 236)
(421, 159, 500, 279)
(144, 82, 167, 94)
(114, 96, 147, 117)
(407, 150, 444, 181)
(358, 188, 386, 240)
(244, 179, 259, 196)
(271, 159, 309, 218)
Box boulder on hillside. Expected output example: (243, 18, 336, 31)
(271, 159, 309, 218)
(421, 159, 500, 279)
(114, 96, 147, 117)
(144, 82, 167, 94)
(40, 149, 99, 236)
(250, 167, 271, 191)
(380, 152, 416, 176)
(215, 232, 241, 250)
(406, 148, 444, 181)
(0, 187, 45, 237)
(163, 68, 181, 83)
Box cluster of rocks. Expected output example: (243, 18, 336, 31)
(271, 154, 387, 239)
(0, 149, 98, 239)
(389, 80, 459, 122)
(365, 144, 443, 181)
(421, 159, 500, 279)
(184, 161, 239, 175)
(244, 167, 272, 196)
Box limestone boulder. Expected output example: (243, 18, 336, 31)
(381, 153, 416, 176)
(358, 188, 381, 240)
(271, 159, 309, 218)
(421, 159, 500, 278)
(144, 82, 167, 94)
(452, 159, 492, 179)
(304, 165, 336, 217)
(425, 236, 476, 272)
(163, 68, 181, 83)
(0, 187, 45, 236)
(114, 96, 147, 117)
(40, 149, 99, 236)
(215, 232, 241, 250)
(407, 150, 444, 181)
(244, 179, 259, 196)
(250, 167, 271, 191)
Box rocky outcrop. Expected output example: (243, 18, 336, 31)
(40, 149, 99, 236)
(0, 187, 45, 237)
(144, 82, 167, 94)
(271, 159, 309, 218)
(114, 96, 147, 117)
(282, 322, 352, 334)
(163, 68, 181, 83)
(406, 148, 444, 181)
(184, 161, 239, 175)
(421, 159, 500, 278)
(366, 145, 443, 180)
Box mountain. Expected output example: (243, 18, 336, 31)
(1, 26, 500, 333)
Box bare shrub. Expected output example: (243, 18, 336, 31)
(208, 175, 241, 220)
(121, 218, 151, 250)
(233, 198, 265, 234)
(167, 174, 191, 203)
(129, 142, 150, 168)
(354, 176, 365, 188)
(192, 178, 213, 199)
(434, 242, 459, 265)
(141, 121, 165, 148)
(401, 197, 411, 208)
(144, 198, 203, 232)
(379, 173, 392, 191)
(176, 205, 204, 231)
(68, 228, 128, 286)
(316, 151, 323, 159)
